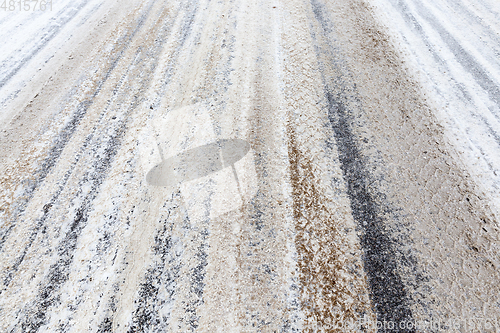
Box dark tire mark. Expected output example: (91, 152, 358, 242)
(0, 0, 157, 252)
(0, 0, 89, 88)
(96, 317, 113, 333)
(12, 1, 203, 330)
(310, 0, 416, 330)
(2, 168, 75, 292)
(127, 205, 183, 333)
(325, 91, 415, 332)
(393, 0, 500, 116)
(17, 119, 129, 331)
(7, 0, 181, 328)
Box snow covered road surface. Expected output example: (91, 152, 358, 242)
(0, 0, 499, 331)
(371, 0, 500, 224)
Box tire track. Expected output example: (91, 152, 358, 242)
(0, 0, 89, 89)
(125, 195, 184, 332)
(16, 113, 129, 331)
(320, 0, 500, 330)
(309, 1, 415, 330)
(85, 1, 205, 330)
(0, 0, 157, 252)
(374, 0, 500, 220)
(5, 0, 190, 329)
(408, 0, 500, 114)
(325, 91, 414, 331)
(281, 0, 377, 330)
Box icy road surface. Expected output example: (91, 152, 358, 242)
(0, 0, 499, 331)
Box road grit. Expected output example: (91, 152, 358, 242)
(0, 0, 499, 332)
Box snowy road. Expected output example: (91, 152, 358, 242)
(0, 0, 499, 331)
(371, 0, 500, 222)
